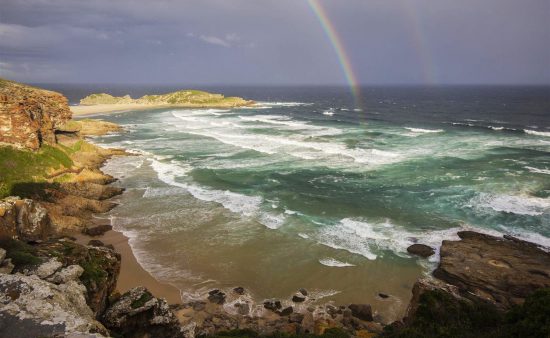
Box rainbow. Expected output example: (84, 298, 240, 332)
(307, 0, 362, 109)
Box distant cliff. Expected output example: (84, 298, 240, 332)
(0, 78, 72, 150)
(80, 89, 254, 107)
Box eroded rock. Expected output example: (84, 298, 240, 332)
(407, 243, 435, 258)
(433, 231, 550, 309)
(0, 273, 108, 337)
(103, 286, 183, 338)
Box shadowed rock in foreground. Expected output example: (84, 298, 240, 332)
(433, 231, 550, 309)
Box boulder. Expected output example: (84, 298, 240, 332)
(289, 312, 304, 323)
(263, 299, 282, 312)
(0, 273, 108, 337)
(83, 224, 112, 237)
(234, 302, 250, 315)
(207, 289, 226, 304)
(348, 304, 373, 321)
(233, 286, 245, 295)
(102, 286, 183, 338)
(292, 294, 306, 302)
(407, 244, 435, 258)
(433, 231, 550, 309)
(277, 306, 294, 316)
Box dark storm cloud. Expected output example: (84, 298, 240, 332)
(1, 0, 548, 84)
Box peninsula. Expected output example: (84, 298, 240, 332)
(71, 89, 255, 115)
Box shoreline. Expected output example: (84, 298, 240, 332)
(75, 229, 182, 305)
(71, 102, 253, 116)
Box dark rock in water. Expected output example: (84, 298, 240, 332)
(87, 239, 105, 247)
(103, 286, 183, 338)
(207, 289, 226, 304)
(292, 294, 306, 302)
(264, 299, 282, 311)
(233, 286, 245, 295)
(277, 306, 294, 316)
(348, 304, 373, 321)
(299, 288, 308, 296)
(407, 244, 435, 258)
(83, 224, 112, 236)
(433, 231, 550, 309)
(378, 293, 389, 299)
(289, 312, 305, 323)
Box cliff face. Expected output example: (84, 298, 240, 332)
(0, 78, 72, 150)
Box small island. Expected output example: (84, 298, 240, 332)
(71, 89, 255, 115)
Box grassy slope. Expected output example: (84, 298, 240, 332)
(0, 141, 93, 198)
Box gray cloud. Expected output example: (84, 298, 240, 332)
(1, 0, 548, 84)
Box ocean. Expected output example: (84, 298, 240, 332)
(43, 84, 550, 321)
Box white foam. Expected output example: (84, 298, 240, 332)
(298, 233, 310, 239)
(524, 129, 550, 137)
(171, 111, 401, 166)
(471, 193, 550, 216)
(149, 158, 261, 216)
(317, 218, 464, 261)
(405, 127, 444, 134)
(488, 126, 504, 131)
(257, 101, 312, 107)
(525, 166, 550, 175)
(319, 258, 355, 267)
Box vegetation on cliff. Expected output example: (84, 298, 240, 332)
(79, 89, 253, 107)
(381, 287, 550, 338)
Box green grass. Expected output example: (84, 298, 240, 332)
(0, 144, 80, 198)
(0, 238, 42, 267)
(130, 291, 154, 309)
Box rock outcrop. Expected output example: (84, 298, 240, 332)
(433, 231, 550, 309)
(103, 286, 183, 338)
(0, 196, 51, 241)
(0, 78, 72, 150)
(0, 251, 109, 337)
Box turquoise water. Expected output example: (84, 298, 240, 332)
(79, 86, 550, 320)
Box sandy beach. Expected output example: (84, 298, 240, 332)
(76, 230, 182, 304)
(71, 104, 174, 116)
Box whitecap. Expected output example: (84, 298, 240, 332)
(405, 127, 444, 134)
(524, 129, 550, 137)
(319, 258, 355, 267)
(470, 193, 550, 216)
(525, 166, 550, 175)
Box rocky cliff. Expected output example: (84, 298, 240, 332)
(0, 78, 72, 150)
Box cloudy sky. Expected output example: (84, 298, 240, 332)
(1, 0, 549, 85)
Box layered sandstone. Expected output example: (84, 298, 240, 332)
(0, 78, 72, 150)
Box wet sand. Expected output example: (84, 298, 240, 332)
(76, 230, 182, 304)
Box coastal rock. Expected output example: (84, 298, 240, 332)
(34, 240, 121, 316)
(233, 286, 245, 295)
(299, 288, 308, 296)
(234, 302, 250, 315)
(289, 312, 305, 324)
(83, 224, 112, 236)
(0, 273, 108, 337)
(0, 197, 51, 242)
(0, 258, 14, 274)
(264, 299, 282, 312)
(407, 243, 435, 258)
(292, 294, 306, 302)
(0, 78, 72, 150)
(59, 181, 124, 201)
(207, 289, 226, 304)
(348, 304, 373, 321)
(102, 286, 183, 338)
(433, 231, 550, 309)
(48, 264, 84, 284)
(277, 306, 294, 316)
(31, 257, 63, 278)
